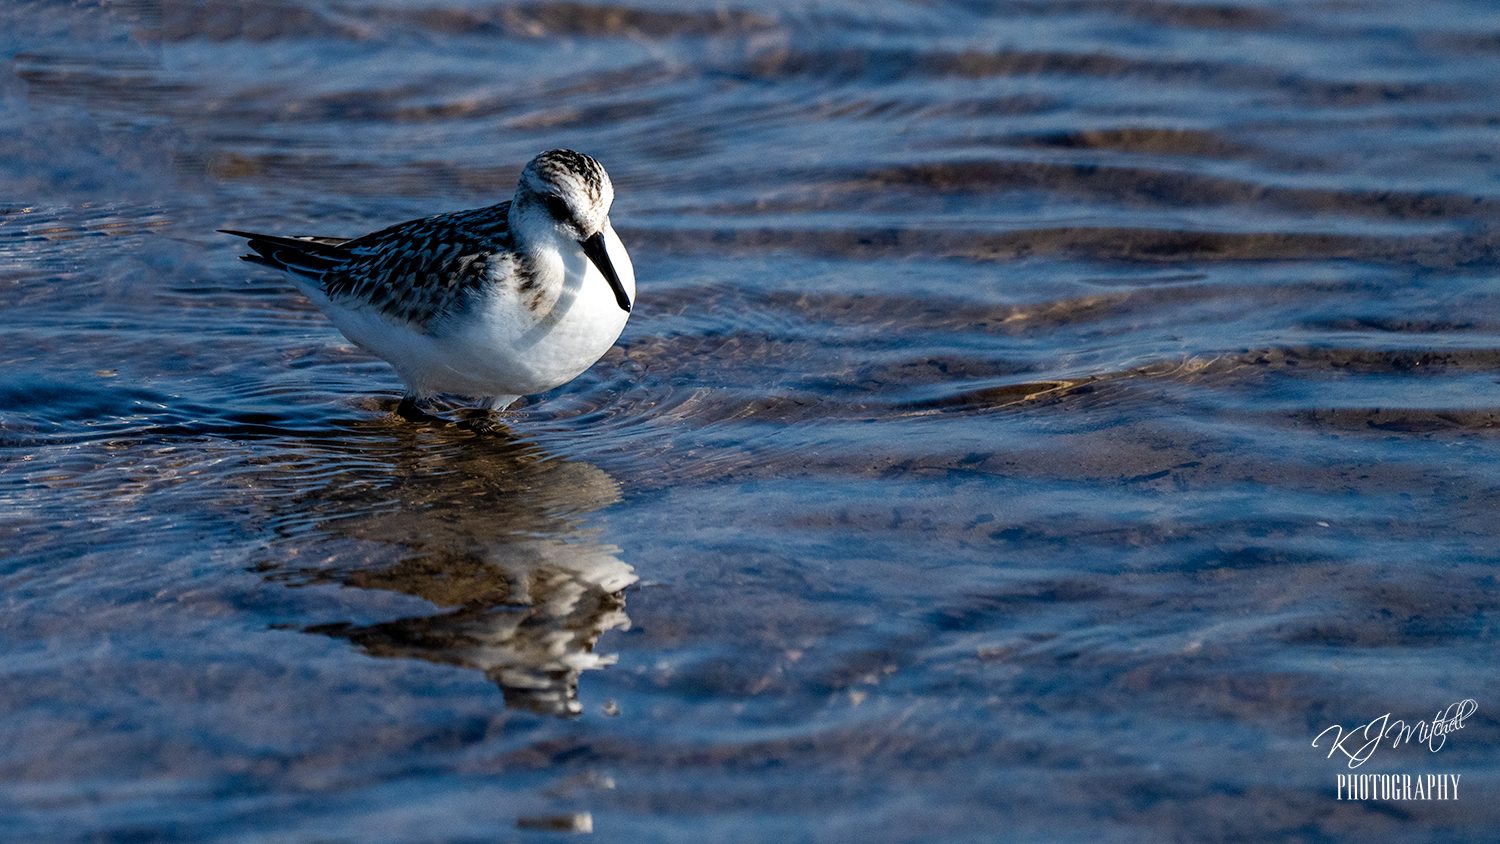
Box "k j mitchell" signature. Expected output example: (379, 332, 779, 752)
(1312, 699, 1477, 769)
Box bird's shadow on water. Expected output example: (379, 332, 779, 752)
(244, 399, 637, 718)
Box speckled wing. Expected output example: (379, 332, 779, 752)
(222, 202, 516, 329)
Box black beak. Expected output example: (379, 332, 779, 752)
(579, 232, 631, 312)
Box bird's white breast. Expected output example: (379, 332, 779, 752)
(426, 224, 634, 397)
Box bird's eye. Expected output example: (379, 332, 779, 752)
(545, 194, 571, 222)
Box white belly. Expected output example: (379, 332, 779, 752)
(318, 227, 635, 404)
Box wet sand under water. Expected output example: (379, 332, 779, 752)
(2, 0, 1500, 840)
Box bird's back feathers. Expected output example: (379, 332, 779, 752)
(219, 201, 518, 328)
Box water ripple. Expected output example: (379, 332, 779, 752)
(5, 0, 1500, 839)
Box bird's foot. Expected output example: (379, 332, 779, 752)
(395, 394, 443, 423)
(454, 406, 512, 435)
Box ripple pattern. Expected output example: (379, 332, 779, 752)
(3, 0, 1500, 840)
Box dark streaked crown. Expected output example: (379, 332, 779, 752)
(538, 148, 605, 190)
(517, 149, 614, 235)
(525, 150, 609, 201)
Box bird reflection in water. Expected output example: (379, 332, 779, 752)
(257, 411, 635, 717)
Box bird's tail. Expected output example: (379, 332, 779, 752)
(218, 229, 351, 281)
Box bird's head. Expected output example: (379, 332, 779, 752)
(513, 149, 629, 312)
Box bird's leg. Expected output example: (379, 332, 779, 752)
(396, 393, 439, 422)
(451, 395, 518, 434)
(483, 395, 519, 413)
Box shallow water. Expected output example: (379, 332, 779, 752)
(3, 0, 1499, 840)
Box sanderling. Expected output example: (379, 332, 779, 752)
(222, 149, 634, 414)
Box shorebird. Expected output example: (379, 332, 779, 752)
(222, 149, 634, 414)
